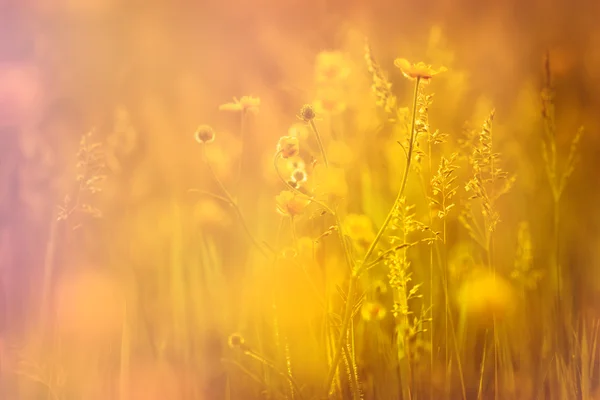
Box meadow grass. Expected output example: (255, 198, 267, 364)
(5, 34, 594, 400)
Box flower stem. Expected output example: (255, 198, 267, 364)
(201, 144, 269, 257)
(324, 77, 421, 395)
(362, 76, 421, 265)
(309, 119, 329, 167)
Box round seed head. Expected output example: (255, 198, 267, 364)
(195, 125, 215, 144)
(227, 333, 245, 349)
(298, 104, 316, 122)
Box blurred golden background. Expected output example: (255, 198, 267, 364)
(1, 0, 600, 398)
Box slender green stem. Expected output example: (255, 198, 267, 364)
(306, 117, 354, 273)
(201, 144, 269, 257)
(324, 77, 422, 395)
(290, 216, 298, 245)
(237, 110, 246, 192)
(310, 119, 329, 167)
(361, 77, 421, 265)
(428, 135, 434, 400)
(244, 349, 305, 400)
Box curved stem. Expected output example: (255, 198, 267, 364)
(324, 77, 421, 395)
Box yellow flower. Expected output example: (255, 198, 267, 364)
(313, 97, 346, 115)
(345, 214, 376, 246)
(219, 96, 260, 114)
(394, 58, 447, 81)
(276, 136, 300, 158)
(315, 51, 351, 83)
(275, 190, 310, 217)
(457, 269, 516, 324)
(361, 301, 387, 321)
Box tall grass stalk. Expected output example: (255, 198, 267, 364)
(325, 76, 422, 397)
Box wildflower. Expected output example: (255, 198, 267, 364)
(361, 301, 387, 321)
(345, 214, 376, 246)
(394, 58, 447, 81)
(298, 104, 316, 122)
(194, 124, 215, 144)
(276, 136, 300, 158)
(275, 190, 310, 217)
(457, 269, 516, 324)
(219, 96, 260, 114)
(315, 51, 351, 83)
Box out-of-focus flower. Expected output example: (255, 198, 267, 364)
(219, 96, 260, 114)
(394, 58, 447, 81)
(345, 214, 376, 246)
(194, 124, 215, 144)
(312, 165, 348, 198)
(361, 301, 387, 321)
(457, 269, 516, 324)
(315, 51, 351, 83)
(275, 190, 310, 217)
(298, 104, 316, 122)
(276, 136, 300, 158)
(313, 97, 346, 115)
